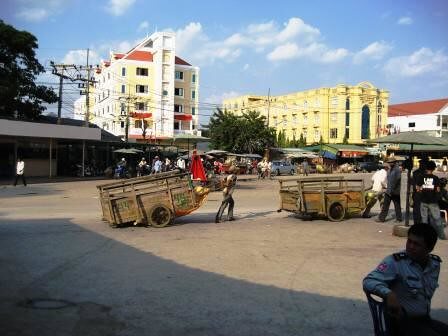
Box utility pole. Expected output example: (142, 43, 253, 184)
(125, 84, 130, 143)
(85, 48, 90, 127)
(50, 63, 72, 124)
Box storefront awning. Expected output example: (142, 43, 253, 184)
(174, 114, 193, 121)
(130, 112, 152, 119)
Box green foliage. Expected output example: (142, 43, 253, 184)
(0, 20, 57, 120)
(298, 133, 306, 147)
(208, 109, 276, 154)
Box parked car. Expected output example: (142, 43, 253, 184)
(354, 161, 384, 173)
(271, 161, 296, 176)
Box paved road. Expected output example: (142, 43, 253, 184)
(0, 174, 447, 336)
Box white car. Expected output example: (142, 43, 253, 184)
(271, 161, 296, 176)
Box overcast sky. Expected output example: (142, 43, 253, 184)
(2, 0, 448, 123)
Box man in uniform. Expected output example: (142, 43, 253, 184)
(215, 173, 237, 223)
(363, 224, 448, 336)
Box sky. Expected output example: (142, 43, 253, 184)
(1, 0, 448, 124)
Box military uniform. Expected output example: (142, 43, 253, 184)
(363, 251, 448, 335)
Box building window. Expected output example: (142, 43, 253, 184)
(303, 113, 308, 124)
(174, 88, 184, 96)
(121, 85, 125, 94)
(345, 112, 350, 126)
(175, 71, 184, 80)
(331, 112, 337, 122)
(135, 120, 148, 128)
(174, 121, 180, 130)
(345, 128, 349, 139)
(135, 102, 147, 111)
(136, 67, 149, 76)
(303, 130, 308, 138)
(332, 96, 338, 107)
(283, 117, 287, 127)
(120, 121, 125, 128)
(191, 90, 196, 99)
(192, 74, 196, 83)
(330, 128, 338, 139)
(314, 112, 320, 124)
(163, 90, 168, 96)
(314, 130, 320, 141)
(292, 114, 297, 124)
(409, 122, 416, 128)
(120, 103, 126, 114)
(304, 100, 308, 111)
(136, 85, 148, 93)
(192, 107, 196, 115)
(174, 104, 183, 113)
(121, 67, 126, 76)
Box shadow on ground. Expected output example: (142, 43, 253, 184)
(0, 216, 446, 336)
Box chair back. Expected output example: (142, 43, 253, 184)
(364, 290, 390, 336)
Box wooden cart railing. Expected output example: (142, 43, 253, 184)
(278, 176, 367, 221)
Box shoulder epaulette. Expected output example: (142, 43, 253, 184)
(393, 252, 408, 261)
(429, 254, 442, 263)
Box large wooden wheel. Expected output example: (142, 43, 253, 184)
(148, 204, 173, 228)
(327, 201, 346, 222)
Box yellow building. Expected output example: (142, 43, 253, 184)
(222, 82, 389, 144)
(74, 32, 200, 141)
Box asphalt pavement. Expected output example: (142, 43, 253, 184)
(0, 173, 447, 336)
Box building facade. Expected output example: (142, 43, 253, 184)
(74, 32, 200, 141)
(388, 98, 448, 137)
(222, 82, 389, 145)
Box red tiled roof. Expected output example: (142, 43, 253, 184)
(389, 98, 448, 117)
(124, 50, 153, 62)
(175, 56, 191, 66)
(113, 53, 124, 59)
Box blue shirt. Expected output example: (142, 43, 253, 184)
(363, 251, 441, 317)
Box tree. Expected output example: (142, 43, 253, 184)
(298, 133, 306, 147)
(0, 20, 57, 120)
(208, 109, 276, 154)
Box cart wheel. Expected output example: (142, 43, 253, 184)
(327, 202, 346, 222)
(148, 204, 173, 228)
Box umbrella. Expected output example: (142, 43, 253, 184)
(173, 133, 210, 159)
(205, 149, 228, 156)
(113, 148, 144, 154)
(190, 150, 207, 182)
(368, 131, 448, 226)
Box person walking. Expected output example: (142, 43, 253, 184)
(363, 224, 448, 336)
(215, 173, 237, 223)
(410, 159, 427, 225)
(442, 157, 447, 173)
(362, 164, 389, 218)
(13, 157, 26, 186)
(302, 160, 309, 176)
(416, 160, 446, 240)
(376, 157, 402, 222)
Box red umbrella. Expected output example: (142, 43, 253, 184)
(190, 150, 207, 182)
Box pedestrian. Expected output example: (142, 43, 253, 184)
(410, 159, 427, 225)
(376, 157, 402, 223)
(416, 160, 446, 240)
(215, 173, 237, 223)
(302, 160, 309, 176)
(164, 157, 171, 172)
(153, 156, 162, 174)
(442, 157, 447, 172)
(176, 157, 186, 172)
(137, 157, 148, 176)
(363, 224, 448, 336)
(439, 178, 448, 213)
(13, 157, 27, 186)
(362, 163, 389, 218)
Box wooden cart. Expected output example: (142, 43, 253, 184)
(278, 176, 367, 221)
(97, 170, 209, 228)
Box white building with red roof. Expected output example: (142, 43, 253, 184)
(387, 98, 448, 137)
(74, 32, 200, 141)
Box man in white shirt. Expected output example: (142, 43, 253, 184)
(13, 157, 27, 186)
(362, 163, 389, 218)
